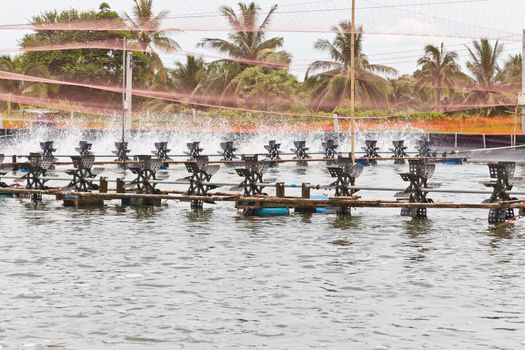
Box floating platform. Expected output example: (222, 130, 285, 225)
(0, 139, 523, 229)
(0, 188, 522, 212)
(121, 197, 163, 207)
(60, 194, 104, 207)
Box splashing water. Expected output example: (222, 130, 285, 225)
(1, 121, 427, 158)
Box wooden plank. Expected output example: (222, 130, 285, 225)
(0, 188, 238, 203)
(1, 156, 467, 168)
(235, 196, 525, 209)
(0, 187, 522, 210)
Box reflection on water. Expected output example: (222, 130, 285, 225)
(184, 207, 214, 223)
(331, 212, 363, 230)
(297, 212, 313, 224)
(401, 219, 435, 264)
(128, 205, 165, 220)
(22, 199, 48, 211)
(488, 224, 523, 249)
(292, 165, 308, 176)
(403, 217, 434, 238)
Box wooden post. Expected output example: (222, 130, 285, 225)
(11, 155, 16, 164)
(99, 177, 108, 193)
(302, 183, 311, 199)
(116, 178, 125, 193)
(276, 182, 285, 198)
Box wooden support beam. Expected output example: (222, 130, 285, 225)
(0, 156, 467, 168)
(0, 187, 522, 211)
(0, 187, 237, 203)
(232, 196, 525, 210)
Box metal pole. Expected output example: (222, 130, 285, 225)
(522, 29, 525, 134)
(350, 0, 356, 164)
(514, 105, 518, 146)
(125, 51, 133, 136)
(333, 113, 340, 133)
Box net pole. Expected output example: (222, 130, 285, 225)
(514, 105, 518, 146)
(125, 51, 133, 135)
(121, 38, 126, 143)
(522, 29, 525, 134)
(350, 0, 356, 164)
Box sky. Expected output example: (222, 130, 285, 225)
(0, 0, 523, 79)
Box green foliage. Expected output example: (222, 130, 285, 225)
(415, 43, 463, 112)
(197, 2, 290, 96)
(0, 56, 30, 94)
(464, 38, 505, 116)
(20, 4, 130, 107)
(397, 111, 447, 120)
(199, 2, 287, 62)
(305, 21, 397, 111)
(499, 54, 521, 86)
(22, 6, 129, 83)
(170, 56, 206, 93)
(125, 0, 180, 87)
(0, 55, 56, 111)
(0, 1, 518, 119)
(232, 66, 301, 111)
(332, 107, 391, 117)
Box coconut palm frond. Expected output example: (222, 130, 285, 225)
(464, 38, 504, 114)
(198, 2, 289, 95)
(258, 4, 278, 31)
(152, 34, 180, 53)
(415, 42, 461, 112)
(307, 20, 395, 111)
(125, 0, 180, 88)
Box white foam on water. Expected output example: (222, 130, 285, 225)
(0, 120, 426, 158)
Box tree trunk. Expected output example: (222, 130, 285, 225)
(436, 88, 441, 112)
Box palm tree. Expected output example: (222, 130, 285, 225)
(415, 43, 461, 112)
(200, 2, 287, 62)
(125, 0, 180, 86)
(499, 53, 521, 87)
(198, 2, 290, 97)
(0, 55, 53, 112)
(389, 75, 417, 110)
(170, 56, 206, 93)
(464, 38, 503, 113)
(305, 21, 396, 111)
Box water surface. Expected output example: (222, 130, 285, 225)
(0, 132, 524, 349)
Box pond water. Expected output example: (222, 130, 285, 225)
(0, 130, 524, 349)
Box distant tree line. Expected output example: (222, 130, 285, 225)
(0, 1, 521, 117)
